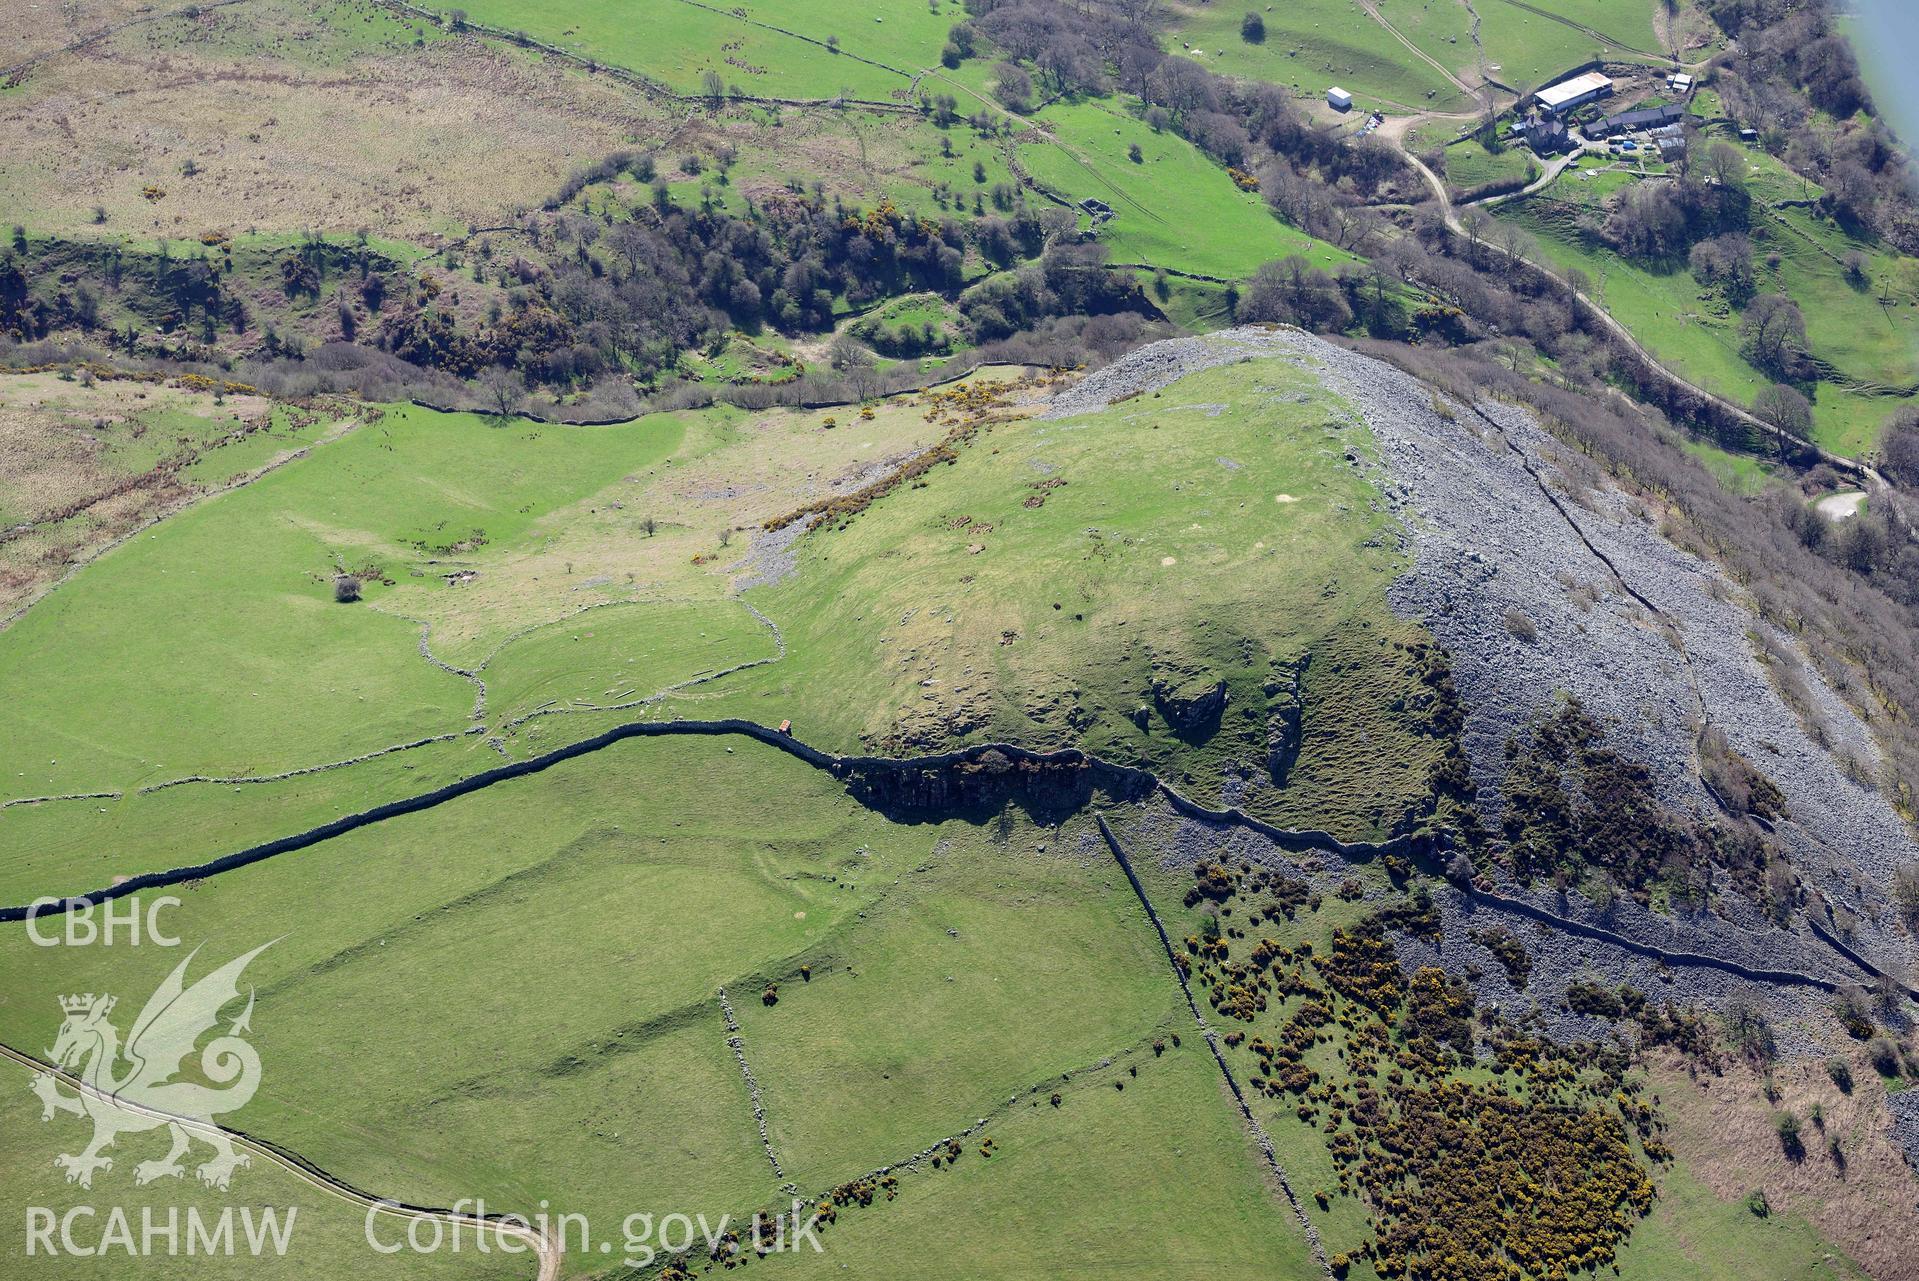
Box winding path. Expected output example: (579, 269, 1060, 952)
(1386, 136, 1887, 483)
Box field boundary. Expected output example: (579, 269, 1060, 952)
(1095, 815, 1332, 1275)
(3, 719, 1885, 999)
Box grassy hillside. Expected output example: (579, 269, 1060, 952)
(435, 0, 942, 99)
(1473, 0, 1664, 88)
(1018, 102, 1349, 279)
(1164, 0, 1476, 113)
(667, 354, 1450, 836)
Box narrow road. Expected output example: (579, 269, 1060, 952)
(1388, 138, 1882, 481)
(0, 1042, 558, 1281)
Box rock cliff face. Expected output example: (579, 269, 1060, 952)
(837, 745, 1151, 821)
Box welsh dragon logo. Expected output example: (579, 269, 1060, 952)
(31, 943, 272, 1191)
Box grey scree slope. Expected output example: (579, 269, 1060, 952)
(1048, 327, 1919, 1044)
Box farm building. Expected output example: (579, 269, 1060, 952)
(1668, 72, 1695, 94)
(1523, 117, 1572, 155)
(1588, 102, 1686, 137)
(1327, 86, 1353, 111)
(1535, 71, 1613, 115)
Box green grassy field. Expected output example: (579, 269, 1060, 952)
(0, 1090, 532, 1281)
(766, 1038, 1322, 1279)
(0, 376, 1016, 901)
(731, 810, 1177, 1186)
(1473, 0, 1665, 90)
(0, 404, 683, 805)
(1018, 102, 1351, 279)
(1682, 435, 1779, 496)
(1165, 0, 1476, 113)
(0, 735, 1317, 1277)
(435, 0, 947, 99)
(1438, 134, 1539, 192)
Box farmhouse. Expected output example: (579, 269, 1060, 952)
(1535, 71, 1613, 115)
(1523, 117, 1572, 155)
(1327, 86, 1353, 111)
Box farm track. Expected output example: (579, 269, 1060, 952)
(1384, 138, 1900, 489)
(1354, 0, 1484, 106)
(0, 1042, 558, 1281)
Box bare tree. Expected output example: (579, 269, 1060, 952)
(479, 365, 524, 419)
(1754, 383, 1813, 441)
(1705, 141, 1745, 188)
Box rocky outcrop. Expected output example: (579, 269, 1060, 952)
(1150, 668, 1228, 739)
(1264, 655, 1309, 785)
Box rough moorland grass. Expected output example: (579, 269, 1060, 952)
(0, 375, 322, 618)
(437, 0, 924, 99)
(1165, 0, 1475, 112)
(0, 737, 1283, 1275)
(0, 1091, 531, 1281)
(767, 1038, 1320, 1279)
(1613, 1159, 1869, 1281)
(1019, 101, 1350, 279)
(0, 403, 680, 801)
(367, 383, 977, 672)
(0, 0, 653, 243)
(679, 354, 1446, 836)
